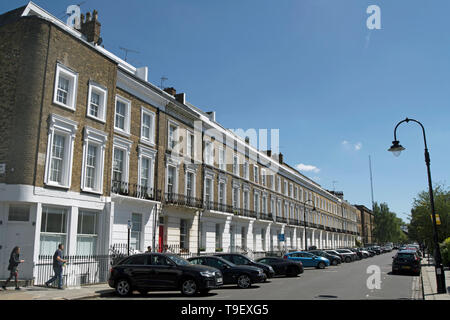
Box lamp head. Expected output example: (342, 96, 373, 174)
(388, 141, 405, 157)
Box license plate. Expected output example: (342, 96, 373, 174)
(216, 277, 223, 283)
(402, 266, 411, 269)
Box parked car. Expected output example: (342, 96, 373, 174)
(369, 246, 382, 255)
(308, 250, 342, 266)
(324, 250, 345, 261)
(187, 256, 265, 288)
(362, 247, 376, 257)
(392, 250, 422, 276)
(255, 257, 304, 276)
(359, 248, 370, 258)
(347, 248, 363, 260)
(283, 251, 330, 269)
(215, 253, 275, 279)
(335, 249, 357, 262)
(108, 253, 223, 297)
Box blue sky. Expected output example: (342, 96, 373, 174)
(2, 0, 450, 223)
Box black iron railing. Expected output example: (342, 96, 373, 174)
(111, 180, 161, 201)
(259, 213, 273, 221)
(164, 193, 203, 209)
(233, 208, 257, 218)
(204, 201, 234, 213)
(35, 254, 112, 288)
(276, 216, 287, 224)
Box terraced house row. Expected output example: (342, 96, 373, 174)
(0, 2, 361, 282)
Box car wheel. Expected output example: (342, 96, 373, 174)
(331, 259, 338, 266)
(181, 278, 198, 296)
(115, 279, 132, 297)
(345, 257, 351, 263)
(237, 274, 251, 289)
(317, 262, 326, 269)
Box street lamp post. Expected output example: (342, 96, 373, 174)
(301, 199, 316, 251)
(388, 117, 446, 294)
(127, 219, 132, 256)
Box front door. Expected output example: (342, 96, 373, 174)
(158, 225, 164, 253)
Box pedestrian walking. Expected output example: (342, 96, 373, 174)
(45, 244, 67, 290)
(2, 246, 25, 290)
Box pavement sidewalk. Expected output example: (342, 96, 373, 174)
(421, 257, 450, 300)
(0, 283, 112, 300)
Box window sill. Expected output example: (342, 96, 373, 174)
(45, 182, 70, 190)
(81, 188, 103, 195)
(53, 100, 76, 112)
(87, 114, 106, 124)
(139, 138, 156, 147)
(114, 128, 131, 138)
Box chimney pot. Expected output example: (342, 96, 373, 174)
(164, 87, 177, 96)
(80, 10, 101, 44)
(245, 136, 250, 144)
(279, 153, 283, 164)
(266, 150, 272, 157)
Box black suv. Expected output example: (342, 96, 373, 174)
(309, 250, 342, 266)
(108, 253, 223, 297)
(392, 250, 421, 276)
(188, 256, 266, 288)
(215, 253, 275, 279)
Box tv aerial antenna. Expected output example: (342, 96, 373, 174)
(160, 76, 168, 89)
(119, 47, 140, 62)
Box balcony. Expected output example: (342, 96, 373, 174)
(233, 208, 258, 219)
(276, 216, 287, 224)
(204, 201, 234, 214)
(259, 213, 273, 221)
(164, 193, 203, 209)
(111, 181, 161, 201)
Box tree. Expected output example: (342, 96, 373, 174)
(372, 202, 405, 244)
(408, 184, 450, 249)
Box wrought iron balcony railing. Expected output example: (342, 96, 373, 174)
(111, 180, 161, 201)
(164, 193, 203, 209)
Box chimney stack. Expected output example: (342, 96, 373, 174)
(245, 136, 250, 144)
(278, 153, 283, 164)
(80, 10, 102, 44)
(164, 87, 177, 96)
(266, 150, 272, 157)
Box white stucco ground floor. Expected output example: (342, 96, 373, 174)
(0, 184, 355, 286)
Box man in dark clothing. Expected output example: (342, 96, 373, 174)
(2, 247, 24, 290)
(45, 244, 67, 289)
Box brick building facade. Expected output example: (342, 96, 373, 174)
(0, 3, 361, 285)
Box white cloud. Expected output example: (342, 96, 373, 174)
(296, 163, 320, 174)
(342, 140, 362, 151)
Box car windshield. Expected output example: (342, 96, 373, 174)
(396, 253, 415, 261)
(167, 254, 191, 266)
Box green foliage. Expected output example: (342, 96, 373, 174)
(355, 239, 362, 247)
(408, 184, 450, 249)
(440, 237, 450, 267)
(372, 202, 406, 244)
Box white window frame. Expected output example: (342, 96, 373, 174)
(114, 95, 131, 135)
(138, 145, 157, 192)
(218, 147, 226, 171)
(289, 183, 293, 198)
(53, 63, 78, 111)
(140, 107, 156, 146)
(233, 154, 239, 175)
(243, 160, 249, 180)
(232, 181, 241, 209)
(44, 114, 78, 189)
(204, 141, 214, 166)
(254, 191, 260, 214)
(254, 165, 259, 183)
(86, 81, 107, 122)
(186, 130, 195, 160)
(81, 126, 108, 194)
(218, 179, 226, 205)
(168, 120, 180, 152)
(261, 169, 266, 186)
(185, 169, 196, 198)
(112, 136, 133, 184)
(204, 171, 215, 204)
